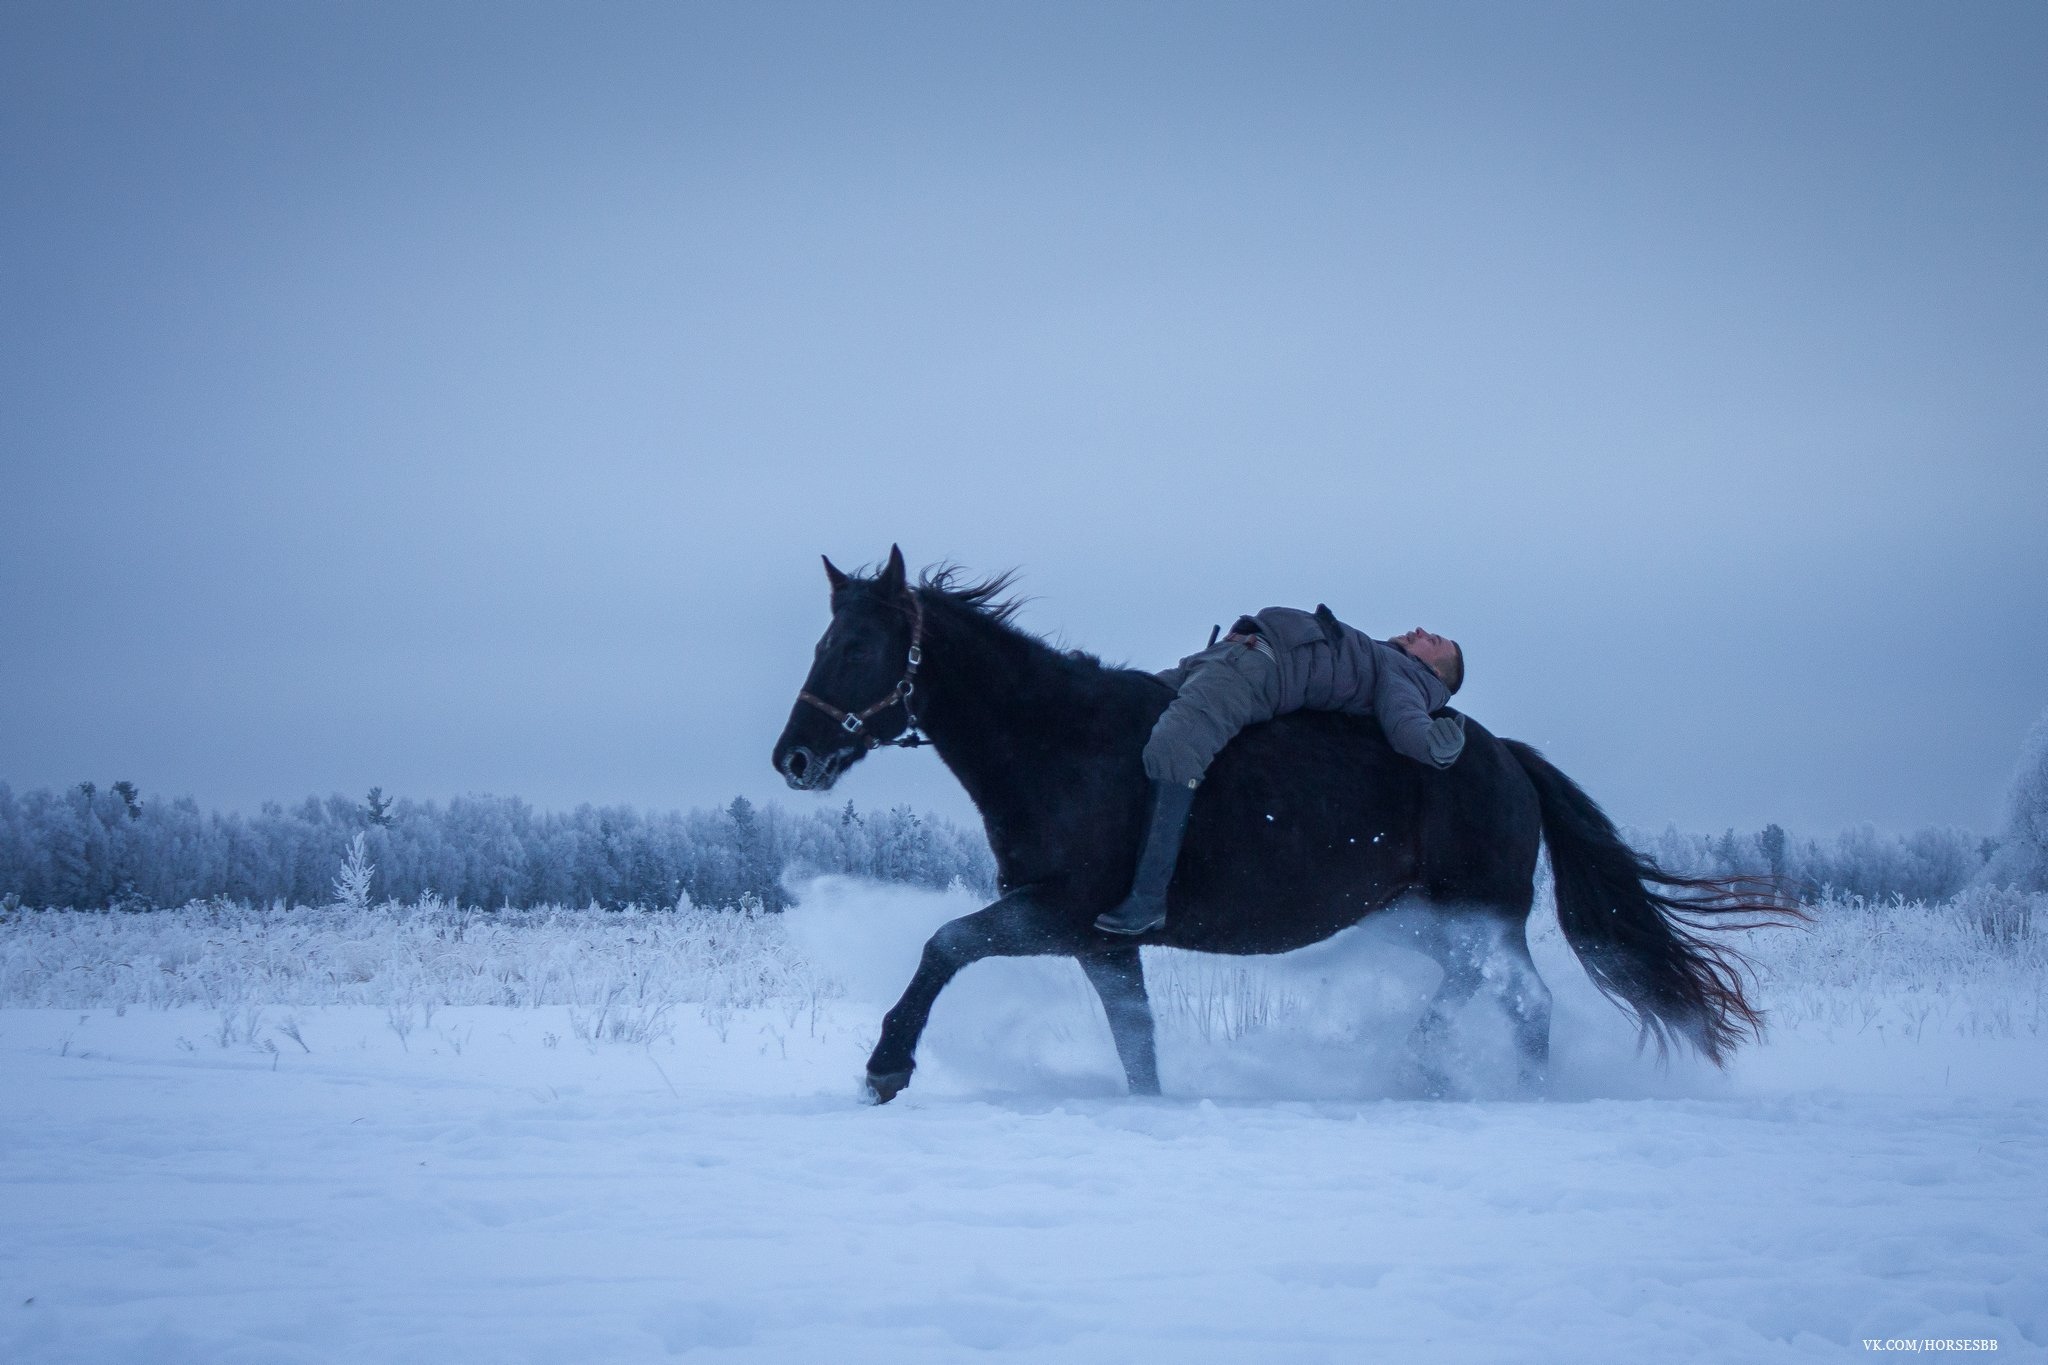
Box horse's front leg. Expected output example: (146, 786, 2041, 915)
(1079, 946, 1160, 1096)
(865, 889, 1067, 1104)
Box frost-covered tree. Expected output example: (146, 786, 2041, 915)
(1983, 708, 2048, 892)
(111, 781, 142, 820)
(333, 832, 375, 911)
(1760, 823, 1786, 877)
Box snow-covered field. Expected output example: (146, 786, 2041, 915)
(3, 881, 2043, 1363)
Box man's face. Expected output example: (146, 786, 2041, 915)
(1392, 627, 1458, 679)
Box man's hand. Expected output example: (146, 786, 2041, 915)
(1426, 714, 1466, 767)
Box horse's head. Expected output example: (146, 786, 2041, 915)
(772, 545, 923, 792)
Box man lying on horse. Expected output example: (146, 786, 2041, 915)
(1096, 604, 1469, 936)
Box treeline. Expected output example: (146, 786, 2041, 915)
(10, 700, 2047, 913)
(0, 782, 995, 912)
(1626, 706, 2048, 903)
(1626, 822, 1995, 904)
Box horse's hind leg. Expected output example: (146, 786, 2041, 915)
(1490, 913, 1552, 1092)
(1404, 921, 1485, 1099)
(1079, 946, 1161, 1096)
(1404, 910, 1551, 1097)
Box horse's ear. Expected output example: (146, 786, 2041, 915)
(879, 545, 907, 595)
(822, 556, 850, 594)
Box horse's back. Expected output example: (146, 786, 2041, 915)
(1162, 711, 1540, 953)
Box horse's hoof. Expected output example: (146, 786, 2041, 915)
(864, 1070, 912, 1105)
(1404, 1062, 1455, 1101)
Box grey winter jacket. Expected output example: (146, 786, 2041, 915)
(1245, 606, 1461, 768)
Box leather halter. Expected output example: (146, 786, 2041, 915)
(798, 591, 930, 749)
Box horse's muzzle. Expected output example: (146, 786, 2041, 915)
(778, 744, 845, 791)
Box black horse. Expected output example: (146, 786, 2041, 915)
(772, 548, 1795, 1104)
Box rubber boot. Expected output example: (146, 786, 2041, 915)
(1094, 778, 1199, 936)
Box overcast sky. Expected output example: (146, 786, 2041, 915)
(3, 1, 2043, 838)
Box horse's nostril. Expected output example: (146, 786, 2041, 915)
(782, 748, 812, 784)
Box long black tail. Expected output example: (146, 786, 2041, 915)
(1504, 739, 1804, 1065)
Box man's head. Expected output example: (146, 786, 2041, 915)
(1391, 627, 1463, 695)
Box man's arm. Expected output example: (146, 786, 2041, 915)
(1372, 661, 1465, 768)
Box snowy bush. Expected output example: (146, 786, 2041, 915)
(1737, 887, 2048, 1042)
(0, 898, 833, 1016)
(2, 883, 2040, 1049)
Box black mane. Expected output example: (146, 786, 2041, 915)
(892, 563, 1113, 675)
(915, 564, 1024, 627)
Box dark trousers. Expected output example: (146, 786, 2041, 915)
(1141, 638, 1284, 786)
